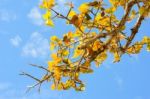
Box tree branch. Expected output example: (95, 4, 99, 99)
(123, 5, 150, 51)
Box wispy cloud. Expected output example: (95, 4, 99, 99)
(28, 7, 43, 26)
(114, 75, 124, 89)
(0, 82, 63, 99)
(54, 0, 72, 14)
(22, 32, 49, 58)
(0, 10, 17, 22)
(10, 35, 22, 47)
(116, 78, 123, 88)
(0, 82, 11, 91)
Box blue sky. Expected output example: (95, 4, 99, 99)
(0, 0, 150, 99)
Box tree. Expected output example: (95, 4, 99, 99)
(21, 0, 150, 91)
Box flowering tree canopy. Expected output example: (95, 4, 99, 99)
(21, 0, 150, 91)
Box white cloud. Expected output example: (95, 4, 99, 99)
(116, 78, 123, 87)
(28, 7, 43, 26)
(0, 82, 11, 91)
(10, 35, 22, 47)
(0, 81, 84, 99)
(54, 0, 71, 14)
(22, 32, 49, 58)
(0, 81, 69, 99)
(0, 10, 17, 22)
(0, 82, 62, 99)
(114, 75, 124, 89)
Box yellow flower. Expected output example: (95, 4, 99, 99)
(95, 51, 107, 67)
(42, 11, 51, 20)
(78, 3, 89, 13)
(142, 36, 150, 43)
(57, 83, 63, 90)
(42, 11, 54, 27)
(72, 48, 84, 58)
(147, 44, 150, 52)
(68, 10, 76, 18)
(45, 19, 54, 27)
(50, 36, 58, 41)
(54, 67, 61, 80)
(40, 0, 55, 9)
(51, 53, 62, 64)
(105, 6, 116, 13)
(51, 83, 56, 90)
(92, 40, 102, 51)
(48, 61, 55, 71)
(62, 50, 69, 56)
(50, 42, 55, 50)
(113, 52, 120, 62)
